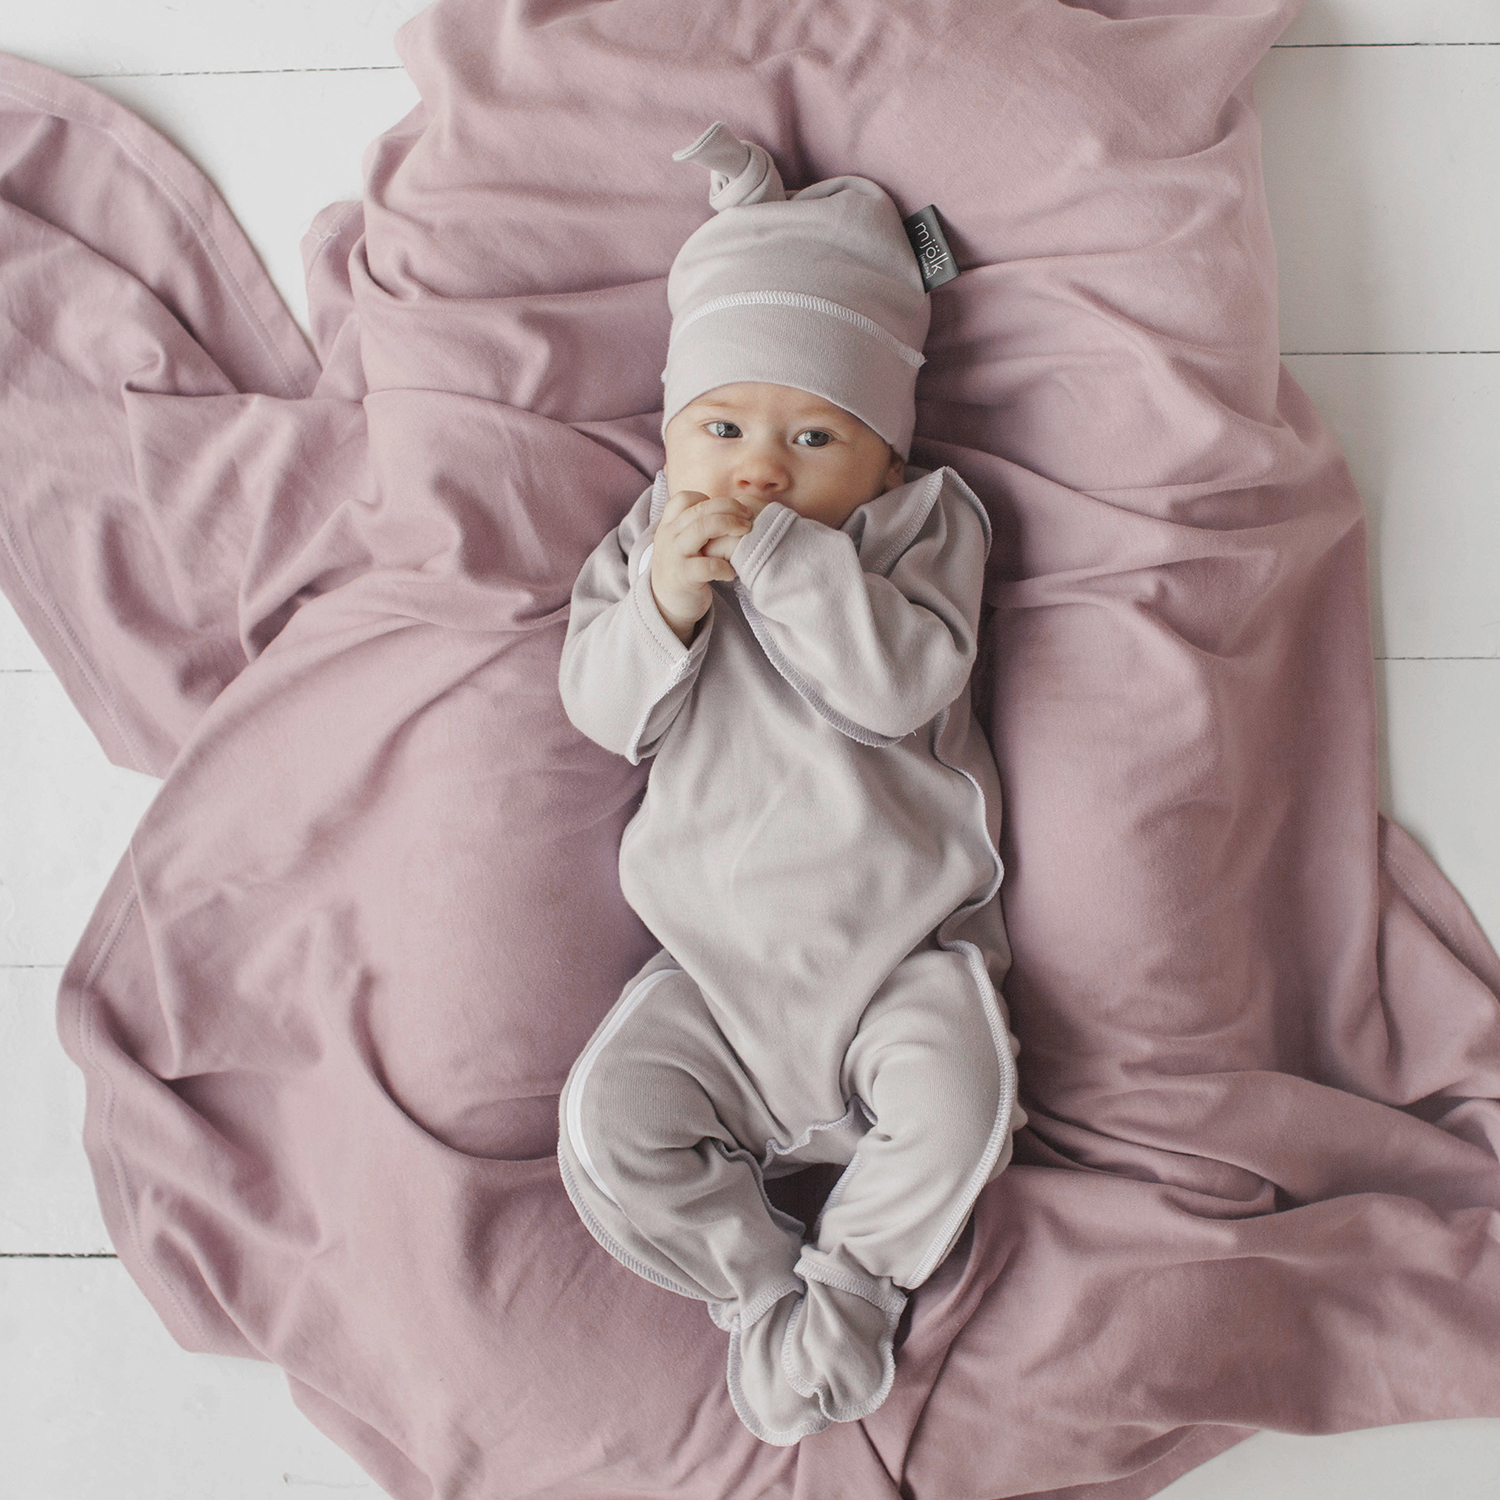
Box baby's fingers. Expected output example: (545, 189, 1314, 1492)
(681, 555, 736, 583)
(674, 507, 752, 555)
(660, 488, 709, 525)
(701, 532, 744, 562)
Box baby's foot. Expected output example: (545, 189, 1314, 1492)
(778, 1248, 907, 1423)
(724, 1284, 830, 1446)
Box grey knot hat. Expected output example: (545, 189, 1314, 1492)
(661, 122, 929, 459)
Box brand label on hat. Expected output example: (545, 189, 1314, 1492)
(903, 206, 959, 292)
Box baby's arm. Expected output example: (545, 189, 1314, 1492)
(731, 480, 988, 742)
(558, 486, 720, 763)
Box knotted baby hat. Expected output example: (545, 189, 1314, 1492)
(661, 122, 930, 459)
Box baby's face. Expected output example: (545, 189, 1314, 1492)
(663, 382, 906, 530)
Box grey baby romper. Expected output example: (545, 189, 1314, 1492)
(556, 460, 1024, 1444)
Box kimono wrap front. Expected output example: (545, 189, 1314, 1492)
(555, 462, 1024, 1443)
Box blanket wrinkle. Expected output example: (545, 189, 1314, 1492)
(5, 0, 1500, 1495)
(301, 203, 372, 401)
(118, 389, 374, 656)
(353, 263, 677, 418)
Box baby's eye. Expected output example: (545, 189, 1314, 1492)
(794, 430, 832, 448)
(705, 421, 741, 438)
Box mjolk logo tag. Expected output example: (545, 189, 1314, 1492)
(902, 206, 959, 291)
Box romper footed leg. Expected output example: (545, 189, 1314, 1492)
(557, 955, 837, 1443)
(778, 941, 1015, 1420)
(560, 955, 804, 1312)
(819, 942, 1012, 1284)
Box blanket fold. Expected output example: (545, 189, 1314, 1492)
(3, 1, 1499, 1497)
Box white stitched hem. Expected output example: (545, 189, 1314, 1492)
(669, 290, 927, 369)
(903, 704, 1017, 1287)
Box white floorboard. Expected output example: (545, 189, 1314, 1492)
(2, 0, 1499, 1495)
(2, 0, 429, 77)
(0, 675, 159, 969)
(1381, 659, 1500, 941)
(0, 593, 47, 670)
(1282, 0, 1500, 45)
(1286, 353, 1500, 661)
(1259, 45, 1500, 353)
(0, 1260, 382, 1499)
(0, 967, 109, 1255)
(1159, 1419, 1500, 1500)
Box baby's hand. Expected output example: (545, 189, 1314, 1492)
(651, 490, 754, 645)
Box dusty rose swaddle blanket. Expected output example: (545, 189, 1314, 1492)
(3, 0, 1500, 1497)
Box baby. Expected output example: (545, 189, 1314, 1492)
(556, 123, 1023, 1445)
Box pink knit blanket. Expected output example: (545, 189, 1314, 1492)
(3, 1, 1498, 1495)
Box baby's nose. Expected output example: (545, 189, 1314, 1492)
(734, 456, 790, 494)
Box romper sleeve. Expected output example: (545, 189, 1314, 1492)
(728, 473, 989, 743)
(558, 485, 714, 764)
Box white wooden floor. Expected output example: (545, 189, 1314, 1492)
(1, 1, 1498, 1495)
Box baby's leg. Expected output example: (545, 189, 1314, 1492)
(776, 940, 1014, 1420)
(820, 940, 1014, 1284)
(558, 951, 806, 1319)
(560, 952, 844, 1443)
